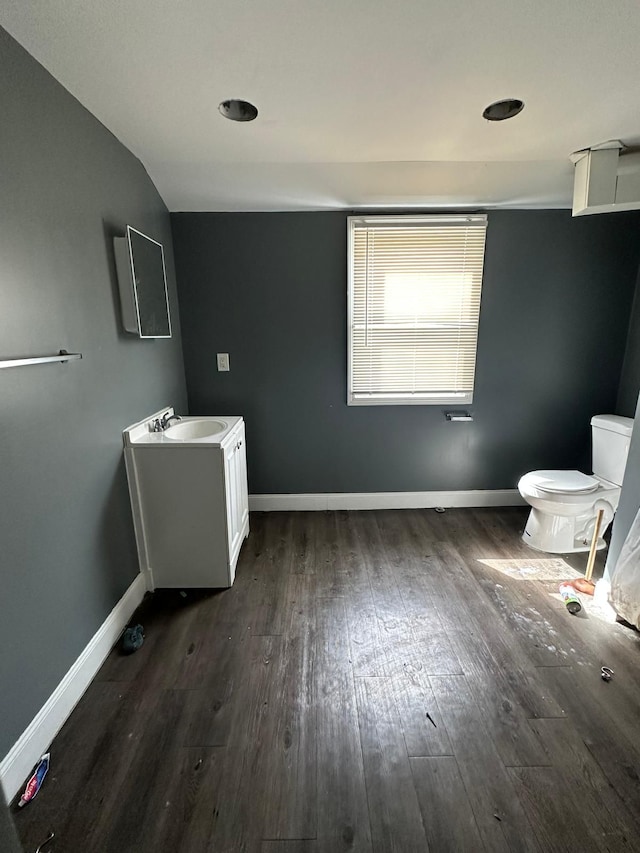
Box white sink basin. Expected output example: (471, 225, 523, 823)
(164, 418, 228, 440)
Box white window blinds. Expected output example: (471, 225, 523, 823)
(348, 215, 487, 405)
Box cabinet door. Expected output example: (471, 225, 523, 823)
(236, 424, 249, 531)
(224, 438, 243, 563)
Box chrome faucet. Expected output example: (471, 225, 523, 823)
(160, 412, 182, 430)
(150, 412, 182, 432)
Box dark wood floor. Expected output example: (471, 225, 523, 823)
(14, 508, 640, 852)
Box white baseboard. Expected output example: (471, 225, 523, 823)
(0, 572, 146, 802)
(249, 489, 525, 512)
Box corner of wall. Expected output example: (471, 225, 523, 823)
(616, 258, 640, 417)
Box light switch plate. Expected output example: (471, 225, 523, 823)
(217, 353, 230, 372)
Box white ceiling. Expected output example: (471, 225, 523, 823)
(3, 0, 640, 211)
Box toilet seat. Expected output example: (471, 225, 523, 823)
(518, 471, 613, 507)
(524, 470, 600, 495)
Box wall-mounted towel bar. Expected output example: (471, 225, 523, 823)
(0, 350, 82, 370)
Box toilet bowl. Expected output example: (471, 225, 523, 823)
(518, 415, 633, 555)
(518, 470, 619, 553)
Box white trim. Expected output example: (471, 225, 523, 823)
(0, 573, 146, 801)
(249, 489, 524, 512)
(348, 394, 474, 406)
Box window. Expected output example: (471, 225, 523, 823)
(347, 214, 487, 405)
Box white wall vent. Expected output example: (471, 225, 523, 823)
(571, 141, 640, 216)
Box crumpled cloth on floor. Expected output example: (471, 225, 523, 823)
(611, 506, 640, 627)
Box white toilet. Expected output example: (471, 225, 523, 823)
(518, 414, 633, 554)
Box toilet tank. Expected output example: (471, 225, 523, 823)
(591, 414, 633, 485)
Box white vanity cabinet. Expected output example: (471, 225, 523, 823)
(123, 412, 249, 589)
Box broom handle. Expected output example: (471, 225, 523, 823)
(585, 508, 605, 582)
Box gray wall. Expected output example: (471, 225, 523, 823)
(171, 209, 640, 494)
(0, 28, 186, 760)
(617, 266, 640, 417)
(608, 262, 640, 576)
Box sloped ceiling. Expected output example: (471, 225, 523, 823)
(3, 0, 640, 211)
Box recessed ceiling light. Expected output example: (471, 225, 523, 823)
(218, 99, 258, 122)
(482, 99, 524, 122)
